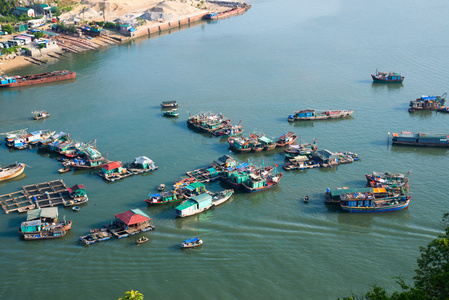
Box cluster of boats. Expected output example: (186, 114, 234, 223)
(97, 157, 158, 182)
(161, 101, 179, 117)
(282, 142, 359, 170)
(228, 132, 297, 153)
(187, 112, 243, 137)
(325, 171, 411, 213)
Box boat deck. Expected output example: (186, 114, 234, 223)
(0, 180, 81, 214)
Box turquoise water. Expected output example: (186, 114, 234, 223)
(1, 0, 449, 299)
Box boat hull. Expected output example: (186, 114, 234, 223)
(340, 199, 410, 213)
(0, 71, 76, 88)
(0, 163, 26, 182)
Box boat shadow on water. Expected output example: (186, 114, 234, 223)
(288, 116, 355, 128)
(407, 110, 435, 119)
(370, 82, 404, 90)
(389, 145, 449, 156)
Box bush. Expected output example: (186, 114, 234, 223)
(2, 23, 13, 34)
(34, 31, 44, 39)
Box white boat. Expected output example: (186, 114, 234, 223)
(0, 162, 25, 182)
(174, 189, 234, 218)
(181, 237, 203, 248)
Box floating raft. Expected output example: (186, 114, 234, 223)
(0, 180, 78, 214)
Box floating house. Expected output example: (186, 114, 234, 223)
(132, 156, 157, 170)
(19, 207, 72, 240)
(65, 184, 88, 206)
(184, 182, 207, 198)
(107, 209, 155, 238)
(175, 193, 212, 217)
(313, 150, 339, 167)
(101, 161, 123, 175)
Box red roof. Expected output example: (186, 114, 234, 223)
(67, 184, 85, 194)
(115, 209, 151, 226)
(103, 161, 122, 171)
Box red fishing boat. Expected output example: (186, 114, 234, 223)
(0, 70, 76, 88)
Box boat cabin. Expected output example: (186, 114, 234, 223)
(214, 155, 237, 169)
(175, 193, 212, 217)
(101, 161, 123, 175)
(184, 182, 207, 197)
(148, 191, 179, 203)
(233, 137, 251, 150)
(133, 156, 157, 170)
(313, 150, 339, 166)
(325, 187, 372, 204)
(0, 76, 17, 85)
(258, 136, 274, 146)
(244, 173, 267, 189)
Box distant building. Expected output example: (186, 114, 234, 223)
(13, 7, 35, 17)
(32, 4, 51, 17)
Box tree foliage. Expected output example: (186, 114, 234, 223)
(341, 214, 449, 300)
(118, 290, 144, 300)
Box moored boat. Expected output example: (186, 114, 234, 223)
(0, 70, 76, 88)
(288, 109, 354, 122)
(187, 112, 231, 133)
(242, 172, 283, 192)
(391, 132, 449, 147)
(136, 237, 149, 244)
(181, 237, 203, 248)
(19, 207, 72, 240)
(339, 193, 411, 213)
(163, 109, 179, 117)
(145, 190, 184, 206)
(32, 110, 50, 120)
(0, 162, 26, 182)
(408, 93, 446, 112)
(204, 5, 247, 19)
(371, 70, 404, 83)
(161, 101, 178, 108)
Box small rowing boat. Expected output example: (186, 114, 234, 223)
(181, 237, 203, 248)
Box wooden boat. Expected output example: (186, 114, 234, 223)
(58, 167, 71, 174)
(181, 237, 203, 248)
(284, 143, 316, 158)
(175, 189, 234, 217)
(242, 172, 283, 193)
(23, 229, 68, 240)
(409, 93, 446, 112)
(303, 195, 310, 203)
(158, 184, 165, 191)
(161, 101, 178, 108)
(0, 162, 25, 182)
(275, 132, 298, 147)
(211, 123, 243, 137)
(228, 136, 252, 153)
(339, 193, 411, 213)
(80, 228, 112, 246)
(163, 109, 179, 117)
(288, 109, 354, 122)
(20, 219, 72, 240)
(365, 171, 408, 188)
(250, 133, 276, 151)
(145, 190, 184, 206)
(0, 70, 76, 88)
(32, 110, 50, 120)
(391, 132, 449, 147)
(371, 70, 404, 83)
(136, 237, 149, 244)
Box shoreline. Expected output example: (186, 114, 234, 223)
(0, 4, 250, 75)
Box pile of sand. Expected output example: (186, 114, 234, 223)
(61, 0, 214, 23)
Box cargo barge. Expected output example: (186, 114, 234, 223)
(0, 70, 76, 88)
(391, 132, 449, 147)
(204, 5, 248, 20)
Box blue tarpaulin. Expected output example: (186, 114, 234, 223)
(184, 237, 199, 243)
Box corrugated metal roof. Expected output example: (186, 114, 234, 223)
(115, 209, 151, 225)
(26, 207, 58, 221)
(189, 182, 205, 189)
(103, 161, 122, 171)
(68, 184, 85, 194)
(175, 199, 196, 211)
(191, 193, 212, 204)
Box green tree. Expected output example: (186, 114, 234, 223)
(118, 290, 144, 300)
(2, 23, 13, 34)
(413, 213, 449, 299)
(34, 31, 44, 39)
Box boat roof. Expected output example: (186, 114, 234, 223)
(191, 193, 212, 204)
(68, 184, 85, 193)
(103, 161, 122, 171)
(115, 209, 151, 225)
(26, 207, 58, 221)
(134, 156, 153, 165)
(188, 182, 206, 189)
(21, 220, 42, 227)
(162, 101, 177, 104)
(259, 136, 273, 143)
(184, 237, 199, 243)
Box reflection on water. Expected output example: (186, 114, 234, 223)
(390, 145, 449, 156)
(370, 82, 404, 91)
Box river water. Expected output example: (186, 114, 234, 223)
(1, 0, 449, 299)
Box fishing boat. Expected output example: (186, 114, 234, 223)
(174, 189, 234, 217)
(187, 112, 231, 133)
(32, 110, 50, 120)
(371, 70, 404, 83)
(0, 70, 76, 88)
(161, 101, 178, 108)
(227, 136, 252, 153)
(284, 143, 317, 158)
(136, 237, 149, 244)
(365, 171, 408, 188)
(181, 237, 203, 248)
(408, 93, 446, 112)
(211, 123, 243, 137)
(242, 172, 283, 193)
(19, 207, 72, 240)
(288, 109, 354, 122)
(145, 190, 184, 206)
(163, 109, 179, 117)
(339, 192, 411, 213)
(391, 132, 449, 147)
(275, 132, 298, 147)
(250, 133, 276, 151)
(0, 162, 26, 182)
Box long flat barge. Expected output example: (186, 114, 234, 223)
(0, 70, 76, 88)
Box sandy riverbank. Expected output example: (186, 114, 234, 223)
(0, 0, 245, 75)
